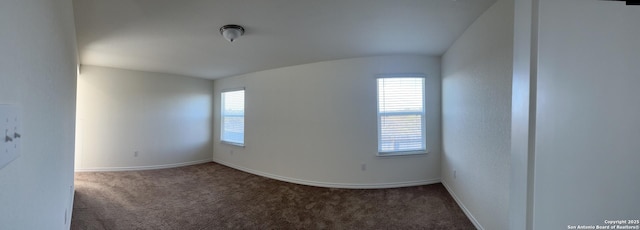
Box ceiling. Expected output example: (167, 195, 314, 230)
(74, 0, 497, 79)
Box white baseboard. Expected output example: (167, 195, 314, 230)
(441, 180, 484, 230)
(67, 184, 74, 229)
(212, 158, 440, 189)
(74, 159, 212, 172)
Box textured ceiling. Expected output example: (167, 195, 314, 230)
(74, 0, 497, 79)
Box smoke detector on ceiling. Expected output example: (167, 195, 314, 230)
(220, 25, 245, 42)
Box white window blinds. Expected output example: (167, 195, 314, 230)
(377, 77, 426, 154)
(221, 89, 245, 146)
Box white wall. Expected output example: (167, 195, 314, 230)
(532, 1, 640, 229)
(441, 0, 514, 229)
(76, 65, 213, 171)
(0, 0, 78, 229)
(213, 55, 441, 188)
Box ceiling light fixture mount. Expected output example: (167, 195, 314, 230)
(220, 25, 245, 42)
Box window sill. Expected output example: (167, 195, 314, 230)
(377, 150, 428, 157)
(221, 141, 245, 147)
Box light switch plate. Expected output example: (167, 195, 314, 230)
(0, 104, 21, 169)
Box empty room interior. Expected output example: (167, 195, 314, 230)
(1, 0, 639, 229)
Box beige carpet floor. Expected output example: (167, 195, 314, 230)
(71, 162, 475, 230)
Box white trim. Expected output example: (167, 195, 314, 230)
(74, 159, 212, 172)
(67, 184, 74, 229)
(511, 0, 539, 229)
(375, 73, 426, 79)
(441, 180, 484, 230)
(213, 158, 440, 189)
(221, 87, 245, 93)
(377, 150, 428, 157)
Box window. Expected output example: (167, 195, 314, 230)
(221, 89, 245, 146)
(377, 76, 426, 155)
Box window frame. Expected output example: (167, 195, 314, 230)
(220, 87, 246, 147)
(376, 74, 428, 156)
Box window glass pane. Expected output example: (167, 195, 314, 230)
(377, 77, 425, 154)
(378, 78, 424, 113)
(221, 90, 244, 145)
(379, 114, 424, 152)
